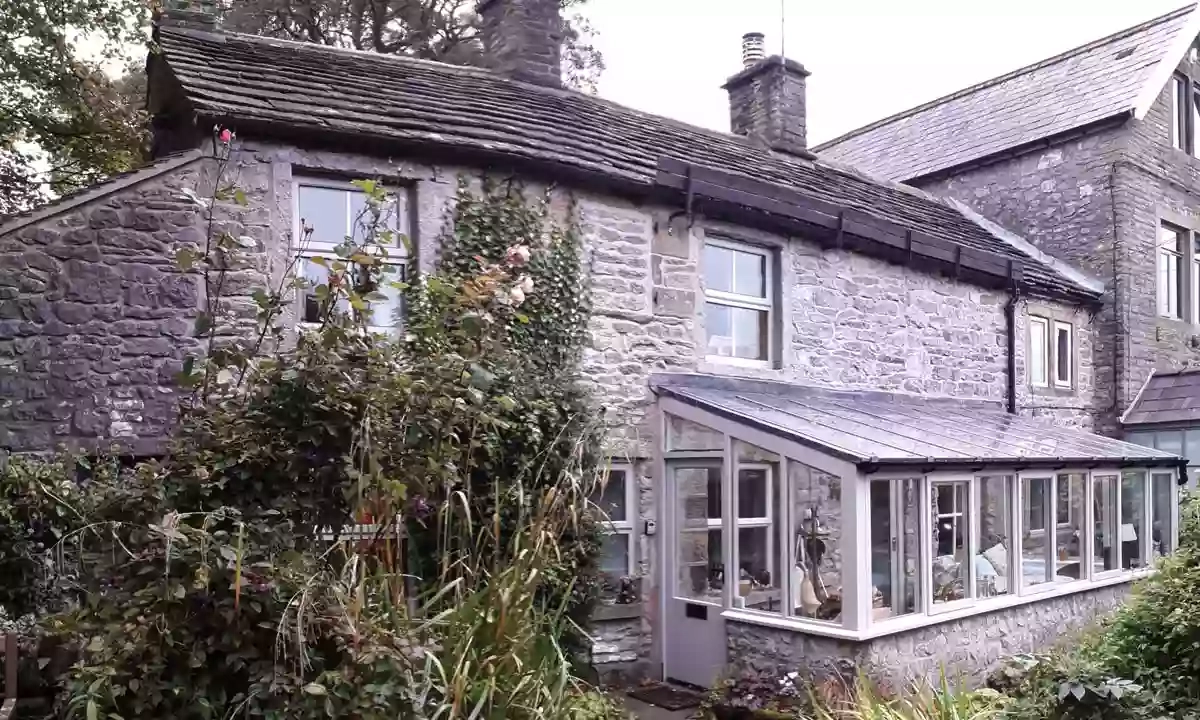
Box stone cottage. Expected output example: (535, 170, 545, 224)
(817, 2, 1200, 488)
(0, 0, 1183, 690)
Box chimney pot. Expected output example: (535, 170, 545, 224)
(478, 0, 564, 87)
(741, 32, 766, 68)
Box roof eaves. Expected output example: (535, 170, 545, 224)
(946, 197, 1106, 300)
(0, 150, 206, 238)
(814, 2, 1195, 153)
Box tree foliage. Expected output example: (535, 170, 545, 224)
(0, 0, 148, 216)
(0, 0, 603, 216)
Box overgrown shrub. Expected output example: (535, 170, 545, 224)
(4, 140, 615, 719)
(1096, 491, 1200, 714)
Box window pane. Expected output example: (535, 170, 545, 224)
(300, 258, 350, 323)
(1093, 474, 1119, 573)
(733, 250, 767, 298)
(1055, 325, 1070, 384)
(1173, 76, 1184, 149)
(870, 479, 920, 620)
(790, 462, 842, 623)
(1121, 470, 1148, 569)
(737, 526, 781, 611)
(976, 475, 1012, 598)
(676, 466, 722, 603)
(1192, 88, 1200, 157)
(932, 482, 969, 605)
(704, 244, 734, 293)
(1055, 473, 1086, 582)
(298, 185, 348, 245)
(705, 302, 732, 357)
(365, 264, 406, 330)
(591, 469, 627, 523)
(1151, 472, 1175, 556)
(732, 306, 769, 360)
(598, 533, 629, 577)
(1021, 477, 1053, 587)
(1157, 430, 1184, 456)
(738, 467, 768, 518)
(1029, 319, 1047, 386)
(1185, 429, 1200, 466)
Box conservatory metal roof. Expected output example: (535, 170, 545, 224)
(654, 376, 1182, 469)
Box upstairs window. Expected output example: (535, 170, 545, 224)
(1053, 321, 1073, 388)
(1029, 316, 1049, 388)
(1159, 223, 1185, 320)
(1169, 73, 1200, 157)
(704, 239, 774, 365)
(293, 179, 408, 334)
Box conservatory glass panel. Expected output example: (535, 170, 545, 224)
(666, 414, 725, 451)
(1120, 470, 1148, 569)
(788, 460, 842, 623)
(733, 440, 782, 615)
(1151, 472, 1176, 557)
(1092, 473, 1120, 574)
(870, 477, 921, 622)
(931, 480, 971, 605)
(1054, 473, 1086, 582)
(675, 465, 723, 603)
(975, 475, 1013, 598)
(1020, 476, 1053, 588)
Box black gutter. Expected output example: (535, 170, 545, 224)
(1005, 282, 1021, 414)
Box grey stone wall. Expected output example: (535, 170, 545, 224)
(727, 582, 1131, 689)
(1117, 72, 1200, 396)
(0, 158, 215, 453)
(917, 131, 1120, 432)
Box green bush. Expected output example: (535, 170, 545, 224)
(6, 159, 611, 719)
(1098, 492, 1200, 714)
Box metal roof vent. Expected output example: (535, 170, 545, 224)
(741, 32, 766, 68)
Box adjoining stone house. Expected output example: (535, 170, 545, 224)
(0, 0, 1184, 690)
(817, 2, 1200, 489)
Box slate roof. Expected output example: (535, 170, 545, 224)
(153, 26, 1100, 302)
(1122, 369, 1200, 425)
(656, 375, 1182, 468)
(814, 4, 1197, 182)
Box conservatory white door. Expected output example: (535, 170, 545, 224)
(663, 460, 727, 688)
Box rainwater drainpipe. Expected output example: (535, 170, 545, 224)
(1006, 284, 1021, 414)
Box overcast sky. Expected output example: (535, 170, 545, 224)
(584, 0, 1189, 146)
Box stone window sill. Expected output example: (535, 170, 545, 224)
(594, 602, 644, 621)
(723, 569, 1148, 643)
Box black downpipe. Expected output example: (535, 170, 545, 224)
(1006, 286, 1021, 414)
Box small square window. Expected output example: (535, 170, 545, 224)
(293, 179, 408, 334)
(704, 239, 774, 364)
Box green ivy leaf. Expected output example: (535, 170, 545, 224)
(304, 682, 328, 696)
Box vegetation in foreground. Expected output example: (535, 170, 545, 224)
(0, 138, 626, 719)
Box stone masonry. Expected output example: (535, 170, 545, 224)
(1, 134, 1110, 683)
(727, 582, 1132, 689)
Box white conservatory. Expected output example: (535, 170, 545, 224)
(651, 375, 1182, 688)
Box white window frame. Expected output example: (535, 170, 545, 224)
(1029, 316, 1049, 388)
(732, 462, 774, 610)
(1159, 223, 1184, 320)
(703, 237, 774, 368)
(593, 464, 637, 578)
(924, 475, 975, 615)
(292, 177, 408, 335)
(1053, 321, 1073, 388)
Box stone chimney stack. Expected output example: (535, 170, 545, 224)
(477, 0, 564, 87)
(723, 32, 811, 155)
(156, 0, 224, 34)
